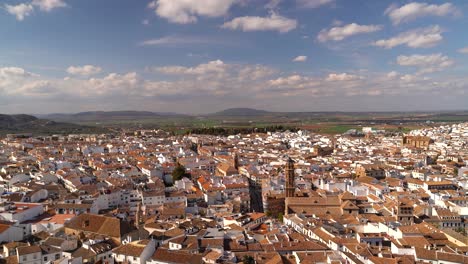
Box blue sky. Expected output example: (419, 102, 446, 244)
(1, 0, 468, 114)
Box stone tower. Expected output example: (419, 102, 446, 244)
(285, 157, 295, 198)
(135, 202, 144, 228)
(397, 202, 414, 226)
(232, 152, 239, 170)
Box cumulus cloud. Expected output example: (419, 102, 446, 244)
(317, 23, 382, 42)
(32, 0, 66, 12)
(149, 0, 237, 24)
(87, 72, 139, 95)
(297, 0, 334, 8)
(67, 65, 102, 76)
(326, 73, 362, 81)
(387, 71, 399, 79)
(458, 47, 468, 54)
(156, 60, 224, 74)
(4, 0, 66, 21)
(3, 61, 467, 113)
(385, 2, 460, 25)
(374, 25, 444, 49)
(293, 56, 307, 62)
(221, 13, 297, 33)
(0, 67, 41, 95)
(155, 60, 277, 84)
(397, 53, 454, 74)
(4, 3, 34, 21)
(268, 75, 322, 93)
(14, 80, 54, 96)
(0, 67, 35, 78)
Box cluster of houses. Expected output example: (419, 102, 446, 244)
(0, 123, 466, 264)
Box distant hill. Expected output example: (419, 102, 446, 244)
(0, 114, 39, 128)
(210, 108, 271, 117)
(41, 111, 188, 122)
(0, 114, 107, 135)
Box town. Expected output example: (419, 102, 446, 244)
(0, 122, 466, 264)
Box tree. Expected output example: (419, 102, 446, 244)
(172, 163, 187, 182)
(277, 212, 284, 222)
(190, 143, 198, 153)
(242, 255, 255, 264)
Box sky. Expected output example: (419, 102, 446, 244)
(1, 0, 468, 114)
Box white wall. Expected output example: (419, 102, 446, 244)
(0, 225, 24, 243)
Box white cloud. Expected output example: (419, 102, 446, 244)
(4, 3, 33, 21)
(293, 56, 307, 62)
(317, 23, 382, 42)
(14, 80, 54, 96)
(387, 71, 399, 79)
(0, 67, 35, 77)
(150, 0, 237, 24)
(3, 62, 468, 112)
(397, 53, 454, 74)
(31, 0, 66, 12)
(87, 72, 139, 95)
(142, 19, 150, 25)
(4, 0, 66, 21)
(140, 35, 216, 46)
(156, 60, 277, 85)
(269, 75, 316, 88)
(374, 25, 443, 49)
(157, 60, 227, 75)
(0, 67, 40, 94)
(221, 13, 297, 33)
(458, 47, 468, 54)
(400, 74, 419, 82)
(67, 65, 102, 76)
(385, 2, 460, 25)
(326, 73, 362, 81)
(297, 0, 334, 8)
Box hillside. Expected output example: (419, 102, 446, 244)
(0, 114, 107, 135)
(42, 111, 187, 122)
(209, 108, 270, 117)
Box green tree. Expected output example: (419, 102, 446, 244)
(172, 163, 187, 182)
(242, 255, 255, 264)
(277, 212, 284, 222)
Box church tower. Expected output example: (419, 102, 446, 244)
(232, 152, 239, 170)
(135, 202, 144, 228)
(285, 158, 295, 198)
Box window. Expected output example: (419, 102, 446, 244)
(44, 256, 48, 261)
(55, 254, 60, 260)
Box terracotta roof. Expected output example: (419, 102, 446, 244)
(112, 242, 147, 257)
(17, 245, 41, 256)
(0, 224, 11, 234)
(151, 248, 203, 264)
(64, 213, 133, 239)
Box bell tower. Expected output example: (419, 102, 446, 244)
(285, 158, 295, 198)
(232, 152, 239, 170)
